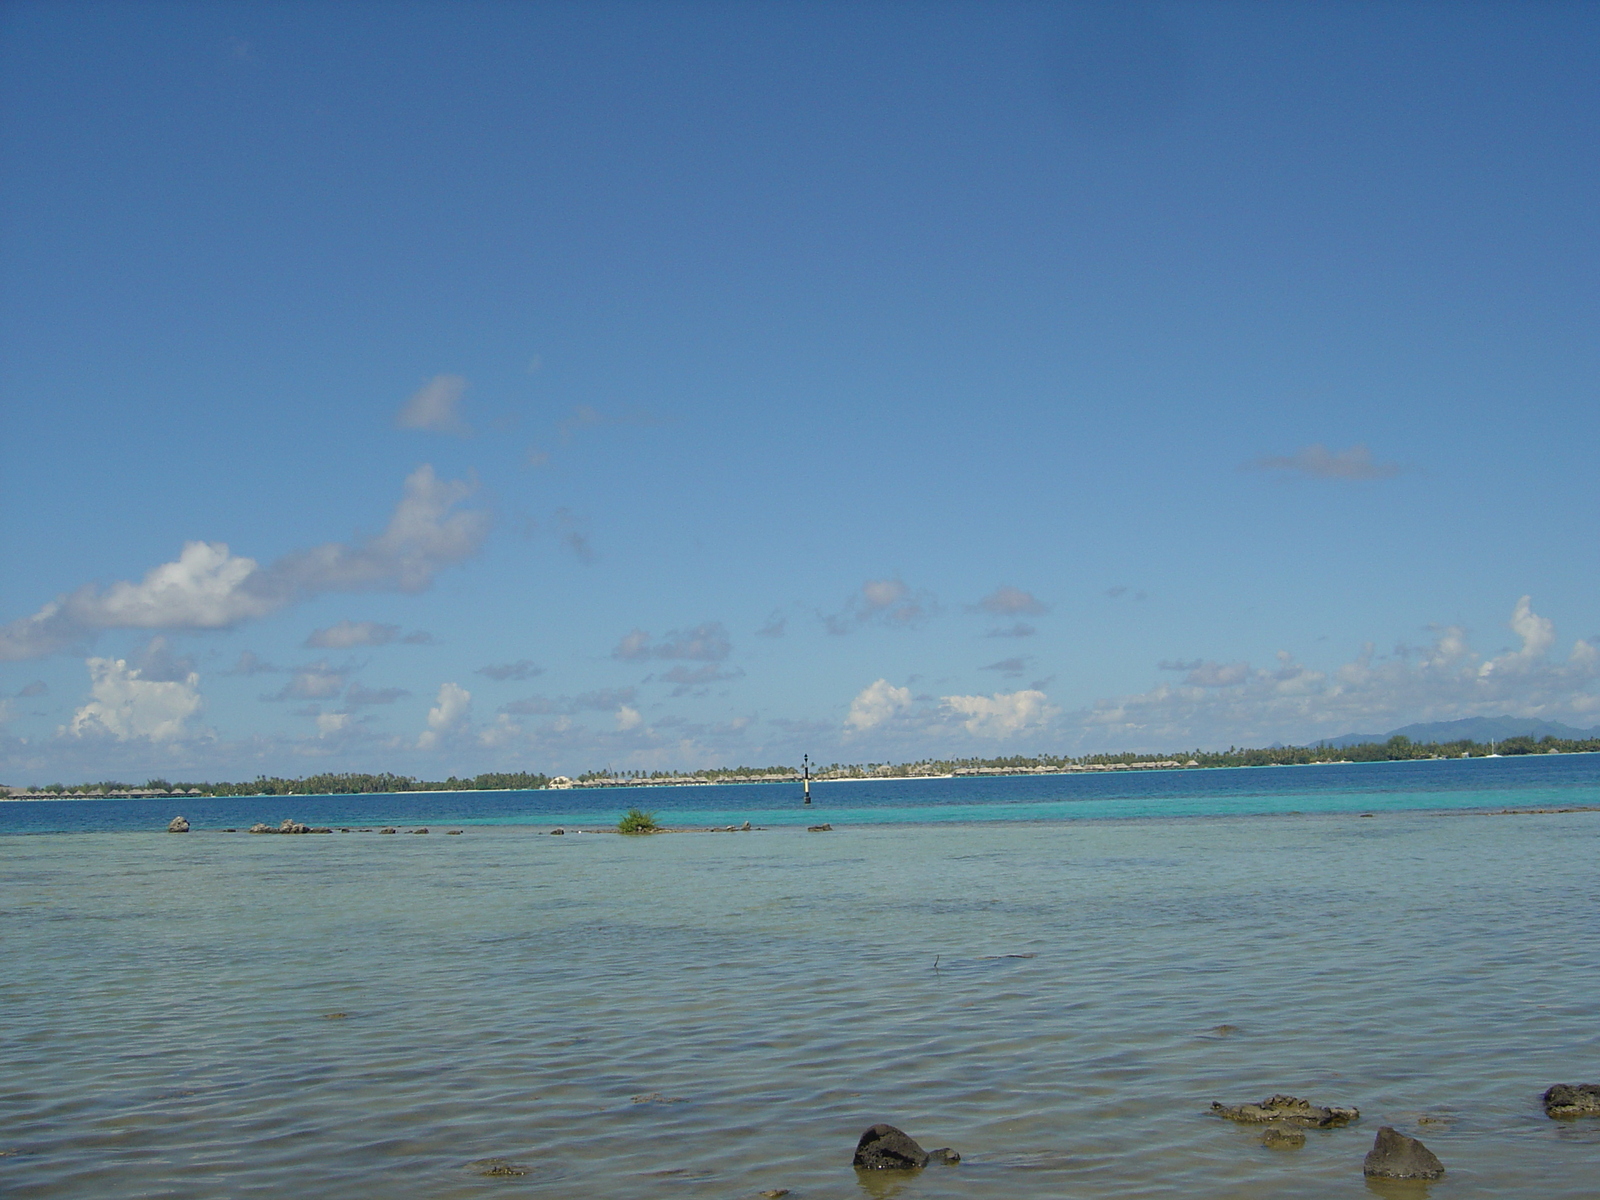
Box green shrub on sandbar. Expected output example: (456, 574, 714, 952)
(617, 808, 659, 834)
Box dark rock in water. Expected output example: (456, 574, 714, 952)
(447, 829, 463, 835)
(1363, 1126, 1443, 1180)
(167, 816, 190, 833)
(466, 1158, 529, 1177)
(1211, 1094, 1359, 1127)
(550, 828, 565, 835)
(808, 823, 833, 832)
(378, 827, 398, 834)
(1261, 1125, 1305, 1149)
(412, 827, 429, 834)
(310, 827, 333, 834)
(223, 828, 237, 833)
(852, 1124, 957, 1170)
(1543, 1083, 1600, 1118)
(854, 1124, 929, 1170)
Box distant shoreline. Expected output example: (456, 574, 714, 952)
(5, 746, 1599, 802)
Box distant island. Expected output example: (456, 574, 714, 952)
(4, 717, 1597, 799)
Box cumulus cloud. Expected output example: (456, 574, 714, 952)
(616, 705, 643, 731)
(476, 659, 544, 682)
(418, 681, 471, 749)
(316, 712, 351, 737)
(1079, 597, 1599, 746)
(941, 689, 1057, 737)
(306, 620, 401, 649)
(267, 661, 347, 701)
(825, 579, 935, 634)
(612, 623, 732, 662)
(969, 586, 1048, 616)
(0, 465, 489, 661)
(396, 374, 470, 435)
(846, 679, 912, 731)
(1479, 595, 1555, 675)
(67, 657, 201, 742)
(1248, 443, 1402, 481)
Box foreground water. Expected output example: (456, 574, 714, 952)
(3, 765, 1598, 1198)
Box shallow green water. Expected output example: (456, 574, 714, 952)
(3, 810, 1598, 1198)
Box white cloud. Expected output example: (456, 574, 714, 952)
(0, 465, 489, 660)
(616, 705, 643, 731)
(942, 689, 1057, 737)
(307, 624, 403, 652)
(418, 681, 471, 748)
(612, 622, 732, 662)
(1079, 597, 1599, 747)
(825, 578, 935, 634)
(306, 620, 401, 649)
(1248, 443, 1402, 481)
(67, 657, 201, 742)
(396, 374, 470, 435)
(969, 586, 1048, 616)
(846, 679, 912, 731)
(268, 661, 347, 701)
(1181, 661, 1252, 688)
(316, 712, 351, 737)
(1479, 595, 1555, 675)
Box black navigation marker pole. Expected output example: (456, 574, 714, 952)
(802, 754, 811, 805)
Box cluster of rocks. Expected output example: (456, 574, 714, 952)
(706, 821, 754, 832)
(249, 820, 333, 834)
(1209, 1084, 1600, 1181)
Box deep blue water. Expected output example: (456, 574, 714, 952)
(3, 752, 1597, 834)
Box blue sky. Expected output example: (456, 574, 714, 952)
(2, 1, 1597, 782)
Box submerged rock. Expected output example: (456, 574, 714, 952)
(852, 1124, 959, 1170)
(1261, 1125, 1305, 1149)
(1211, 1094, 1359, 1127)
(378, 827, 398, 834)
(807, 823, 833, 832)
(1543, 1083, 1600, 1118)
(1363, 1126, 1444, 1180)
(466, 1158, 529, 1177)
(549, 828, 565, 835)
(167, 816, 190, 833)
(412, 827, 429, 834)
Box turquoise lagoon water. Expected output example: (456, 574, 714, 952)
(3, 757, 1598, 1198)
